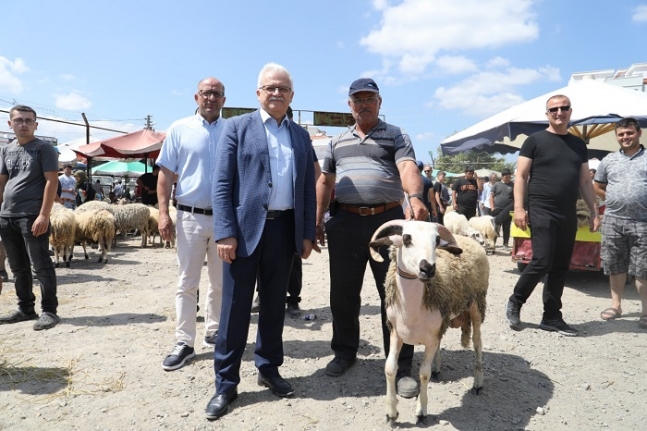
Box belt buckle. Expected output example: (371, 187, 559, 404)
(358, 206, 374, 216)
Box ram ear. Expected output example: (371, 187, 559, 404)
(369, 235, 402, 262)
(438, 242, 463, 255)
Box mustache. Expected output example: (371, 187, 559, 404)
(269, 96, 284, 102)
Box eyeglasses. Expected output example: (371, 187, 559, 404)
(259, 86, 292, 94)
(547, 105, 570, 114)
(12, 118, 36, 125)
(350, 96, 379, 105)
(198, 91, 225, 100)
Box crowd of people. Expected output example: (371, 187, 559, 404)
(0, 72, 645, 422)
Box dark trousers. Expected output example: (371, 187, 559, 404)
(287, 254, 302, 305)
(509, 205, 577, 320)
(456, 205, 477, 220)
(492, 203, 514, 245)
(325, 206, 414, 371)
(214, 214, 295, 396)
(0, 216, 58, 314)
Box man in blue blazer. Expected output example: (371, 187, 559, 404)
(206, 63, 317, 420)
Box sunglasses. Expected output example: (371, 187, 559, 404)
(547, 105, 570, 113)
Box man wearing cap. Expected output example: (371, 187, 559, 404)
(505, 94, 599, 336)
(490, 169, 514, 248)
(316, 78, 428, 399)
(452, 166, 481, 220)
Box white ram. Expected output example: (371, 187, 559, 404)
(49, 203, 76, 268)
(468, 215, 498, 254)
(73, 209, 116, 263)
(443, 211, 484, 245)
(369, 220, 488, 425)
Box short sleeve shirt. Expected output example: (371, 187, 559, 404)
(0, 138, 58, 217)
(321, 120, 416, 205)
(594, 146, 647, 222)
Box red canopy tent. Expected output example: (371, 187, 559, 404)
(73, 129, 166, 162)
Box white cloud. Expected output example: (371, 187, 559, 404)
(433, 63, 561, 117)
(55, 92, 92, 110)
(416, 131, 436, 141)
(60, 74, 75, 81)
(436, 56, 477, 74)
(632, 4, 647, 22)
(360, 0, 538, 74)
(0, 56, 29, 94)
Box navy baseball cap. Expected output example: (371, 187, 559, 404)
(349, 78, 379, 96)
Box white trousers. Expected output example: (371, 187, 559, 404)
(174, 211, 223, 347)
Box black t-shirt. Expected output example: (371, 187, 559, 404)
(520, 130, 587, 211)
(491, 181, 514, 210)
(452, 177, 479, 208)
(421, 176, 433, 208)
(139, 173, 158, 205)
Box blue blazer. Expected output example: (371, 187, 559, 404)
(212, 110, 316, 258)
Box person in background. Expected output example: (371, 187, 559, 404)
(207, 63, 316, 419)
(0, 105, 60, 330)
(417, 161, 436, 219)
(138, 165, 160, 206)
(505, 95, 599, 336)
(433, 170, 450, 224)
(157, 77, 227, 372)
(73, 170, 95, 206)
(593, 117, 647, 329)
(113, 180, 124, 199)
(423, 163, 433, 181)
(58, 165, 76, 209)
(480, 173, 497, 216)
(452, 165, 481, 220)
(316, 77, 428, 400)
(490, 169, 514, 249)
(93, 179, 103, 200)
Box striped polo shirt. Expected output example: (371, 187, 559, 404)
(322, 119, 416, 205)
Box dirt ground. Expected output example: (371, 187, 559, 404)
(0, 235, 645, 431)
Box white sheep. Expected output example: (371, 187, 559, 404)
(369, 220, 488, 425)
(145, 206, 160, 246)
(74, 200, 113, 214)
(443, 211, 484, 245)
(73, 209, 116, 263)
(49, 203, 76, 268)
(111, 203, 151, 247)
(468, 215, 498, 254)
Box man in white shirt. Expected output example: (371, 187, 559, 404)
(58, 165, 76, 209)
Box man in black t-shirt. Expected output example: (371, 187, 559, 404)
(451, 165, 481, 220)
(137, 165, 160, 206)
(505, 95, 600, 336)
(490, 168, 514, 248)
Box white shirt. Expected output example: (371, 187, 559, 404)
(260, 109, 294, 210)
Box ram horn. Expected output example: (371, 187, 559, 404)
(369, 219, 405, 262)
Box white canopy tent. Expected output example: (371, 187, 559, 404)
(57, 136, 96, 164)
(440, 80, 647, 159)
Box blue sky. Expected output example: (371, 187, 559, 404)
(1, 0, 646, 162)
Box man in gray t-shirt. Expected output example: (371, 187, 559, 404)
(593, 117, 647, 329)
(0, 105, 60, 331)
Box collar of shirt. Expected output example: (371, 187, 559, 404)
(193, 112, 221, 128)
(620, 144, 645, 160)
(260, 108, 290, 129)
(350, 119, 385, 142)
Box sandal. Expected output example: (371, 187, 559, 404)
(639, 315, 647, 330)
(600, 307, 622, 321)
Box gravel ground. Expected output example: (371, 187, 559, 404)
(0, 236, 645, 431)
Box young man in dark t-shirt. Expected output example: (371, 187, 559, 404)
(137, 165, 160, 205)
(451, 165, 481, 220)
(505, 95, 600, 336)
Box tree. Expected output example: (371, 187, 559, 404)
(431, 146, 515, 175)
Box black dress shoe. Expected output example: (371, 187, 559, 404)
(205, 390, 237, 419)
(257, 374, 294, 397)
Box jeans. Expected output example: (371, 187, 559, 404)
(509, 205, 577, 320)
(0, 216, 58, 314)
(325, 205, 414, 371)
(175, 210, 223, 347)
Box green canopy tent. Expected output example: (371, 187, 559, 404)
(91, 161, 147, 177)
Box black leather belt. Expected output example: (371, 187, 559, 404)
(338, 201, 401, 216)
(266, 209, 293, 219)
(177, 204, 213, 216)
